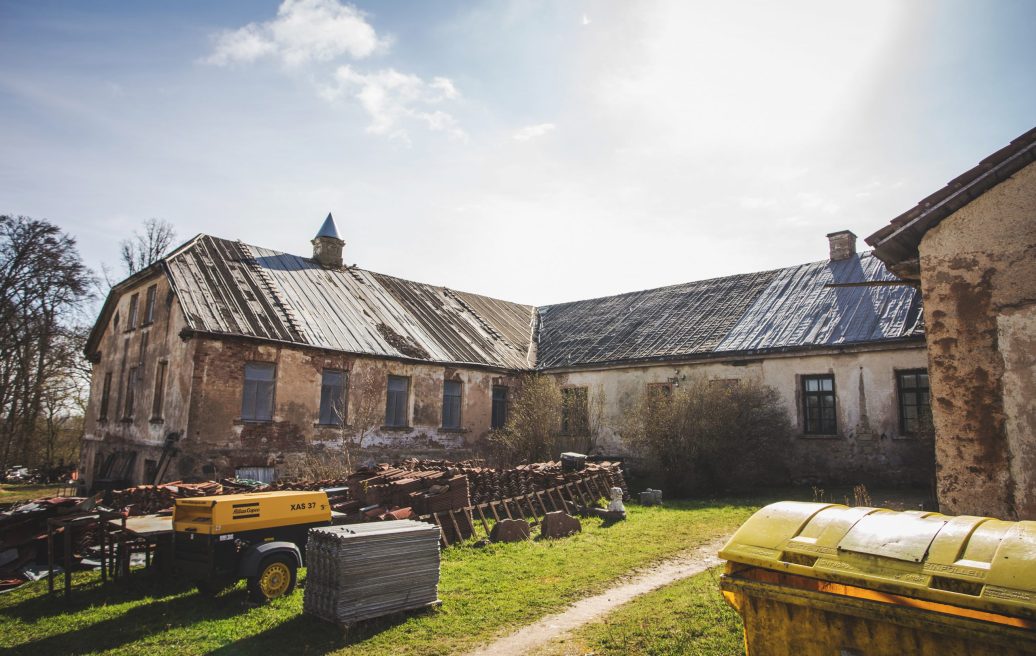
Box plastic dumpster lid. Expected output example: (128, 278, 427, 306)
(719, 501, 1036, 618)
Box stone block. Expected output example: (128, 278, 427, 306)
(490, 518, 531, 542)
(540, 511, 582, 539)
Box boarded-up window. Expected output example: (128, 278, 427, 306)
(802, 374, 836, 434)
(897, 370, 931, 435)
(144, 284, 157, 324)
(124, 366, 138, 419)
(127, 293, 139, 329)
(385, 375, 409, 427)
(242, 362, 275, 421)
(491, 386, 508, 429)
(442, 380, 462, 429)
(319, 369, 348, 425)
(99, 372, 113, 421)
(152, 361, 167, 420)
(561, 387, 589, 435)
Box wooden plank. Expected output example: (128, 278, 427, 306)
(535, 491, 550, 515)
(432, 513, 450, 547)
(524, 495, 539, 524)
(475, 504, 491, 537)
(447, 509, 465, 544)
(488, 502, 502, 522)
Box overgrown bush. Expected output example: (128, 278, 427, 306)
(622, 378, 791, 495)
(486, 374, 562, 466)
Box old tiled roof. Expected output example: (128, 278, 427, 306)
(866, 126, 1036, 268)
(536, 252, 922, 369)
(164, 235, 535, 369)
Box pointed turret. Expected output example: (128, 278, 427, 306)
(312, 212, 345, 267)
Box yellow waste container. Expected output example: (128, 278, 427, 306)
(719, 502, 1036, 656)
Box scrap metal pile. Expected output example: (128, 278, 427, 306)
(304, 520, 441, 625)
(0, 496, 97, 590)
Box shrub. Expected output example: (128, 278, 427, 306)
(622, 378, 791, 495)
(486, 374, 562, 465)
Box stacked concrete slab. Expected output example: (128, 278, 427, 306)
(304, 520, 441, 625)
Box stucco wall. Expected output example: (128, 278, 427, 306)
(553, 344, 932, 486)
(918, 160, 1036, 519)
(80, 273, 197, 485)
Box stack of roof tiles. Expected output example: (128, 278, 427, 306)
(304, 520, 441, 625)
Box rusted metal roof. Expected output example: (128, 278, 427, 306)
(536, 252, 922, 369)
(165, 235, 535, 369)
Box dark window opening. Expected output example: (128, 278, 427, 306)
(385, 375, 409, 427)
(319, 369, 348, 425)
(646, 382, 673, 399)
(491, 386, 508, 429)
(802, 374, 836, 434)
(99, 372, 113, 421)
(151, 361, 167, 420)
(144, 285, 157, 324)
(127, 293, 139, 330)
(144, 459, 159, 484)
(561, 387, 589, 436)
(897, 370, 931, 435)
(138, 330, 149, 362)
(442, 380, 462, 429)
(241, 362, 275, 421)
(123, 366, 138, 419)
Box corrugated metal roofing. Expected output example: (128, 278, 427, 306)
(160, 235, 921, 371)
(165, 235, 535, 369)
(536, 252, 922, 368)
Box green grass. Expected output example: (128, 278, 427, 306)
(534, 567, 745, 656)
(0, 484, 66, 504)
(0, 499, 760, 656)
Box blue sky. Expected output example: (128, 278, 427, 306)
(1, 0, 1033, 306)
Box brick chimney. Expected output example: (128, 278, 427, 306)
(826, 230, 857, 261)
(312, 213, 344, 268)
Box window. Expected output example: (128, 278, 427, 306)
(241, 362, 275, 421)
(127, 293, 139, 329)
(491, 386, 508, 429)
(897, 370, 931, 435)
(113, 311, 120, 330)
(123, 366, 138, 419)
(99, 372, 113, 421)
(319, 369, 348, 425)
(442, 380, 462, 429)
(561, 387, 589, 435)
(802, 374, 836, 434)
(151, 361, 167, 420)
(385, 375, 409, 427)
(144, 459, 159, 484)
(143, 285, 157, 324)
(138, 330, 149, 362)
(646, 382, 673, 399)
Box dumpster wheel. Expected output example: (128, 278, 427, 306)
(248, 555, 297, 603)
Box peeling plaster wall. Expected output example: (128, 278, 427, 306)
(80, 273, 197, 485)
(175, 339, 515, 481)
(918, 161, 1036, 519)
(553, 344, 932, 486)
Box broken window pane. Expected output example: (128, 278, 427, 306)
(319, 369, 347, 425)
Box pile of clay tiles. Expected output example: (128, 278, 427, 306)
(398, 458, 628, 504)
(0, 496, 95, 590)
(109, 481, 223, 516)
(304, 520, 441, 625)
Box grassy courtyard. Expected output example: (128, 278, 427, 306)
(0, 498, 759, 656)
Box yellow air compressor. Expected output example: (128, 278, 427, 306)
(173, 490, 331, 602)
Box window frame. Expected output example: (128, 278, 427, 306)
(442, 379, 462, 429)
(896, 369, 931, 436)
(801, 374, 837, 435)
(143, 284, 157, 324)
(241, 361, 276, 422)
(123, 366, 138, 419)
(318, 369, 348, 426)
(99, 372, 113, 421)
(561, 386, 590, 436)
(491, 385, 508, 429)
(385, 375, 410, 428)
(151, 361, 167, 421)
(127, 293, 140, 330)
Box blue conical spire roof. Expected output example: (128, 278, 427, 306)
(315, 212, 342, 240)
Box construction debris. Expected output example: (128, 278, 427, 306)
(639, 489, 663, 506)
(304, 520, 441, 625)
(490, 519, 531, 543)
(109, 481, 222, 516)
(540, 512, 581, 539)
(0, 496, 98, 590)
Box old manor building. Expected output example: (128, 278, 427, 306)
(81, 211, 931, 490)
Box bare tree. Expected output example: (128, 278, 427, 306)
(0, 216, 92, 473)
(488, 373, 563, 465)
(119, 218, 176, 276)
(346, 367, 386, 450)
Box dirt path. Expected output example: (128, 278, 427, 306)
(462, 536, 730, 656)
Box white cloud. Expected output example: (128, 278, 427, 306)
(321, 66, 464, 141)
(512, 123, 556, 141)
(205, 0, 386, 67)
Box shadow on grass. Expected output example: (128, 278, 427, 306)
(207, 606, 438, 656)
(5, 584, 254, 656)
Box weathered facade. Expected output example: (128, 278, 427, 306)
(868, 126, 1036, 519)
(81, 214, 932, 489)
